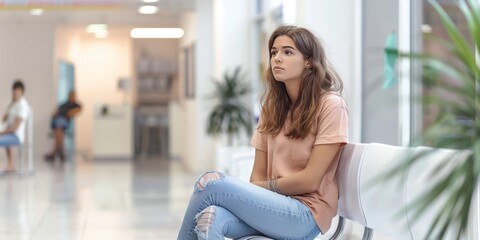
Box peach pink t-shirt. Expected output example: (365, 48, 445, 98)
(250, 92, 349, 233)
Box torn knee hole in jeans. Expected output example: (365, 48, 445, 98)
(195, 206, 216, 239)
(195, 172, 222, 191)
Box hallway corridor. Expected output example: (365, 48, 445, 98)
(0, 158, 195, 239)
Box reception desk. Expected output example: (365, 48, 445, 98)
(93, 104, 133, 159)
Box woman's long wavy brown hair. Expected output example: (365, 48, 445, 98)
(258, 25, 343, 139)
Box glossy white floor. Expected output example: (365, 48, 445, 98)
(0, 156, 395, 240)
(0, 157, 194, 240)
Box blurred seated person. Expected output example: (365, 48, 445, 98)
(0, 80, 30, 172)
(45, 91, 81, 161)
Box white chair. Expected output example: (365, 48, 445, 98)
(338, 143, 479, 239)
(229, 150, 256, 181)
(236, 143, 479, 240)
(347, 143, 414, 239)
(17, 109, 34, 175)
(404, 146, 476, 239)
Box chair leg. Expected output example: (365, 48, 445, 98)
(18, 148, 24, 175)
(362, 227, 374, 240)
(328, 216, 345, 240)
(27, 144, 33, 174)
(18, 146, 33, 176)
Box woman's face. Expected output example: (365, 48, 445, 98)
(270, 35, 308, 83)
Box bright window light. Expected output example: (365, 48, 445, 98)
(86, 24, 108, 34)
(30, 8, 44, 16)
(143, 0, 159, 3)
(130, 28, 184, 39)
(138, 5, 158, 14)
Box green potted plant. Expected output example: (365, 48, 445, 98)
(206, 66, 253, 146)
(386, 0, 479, 239)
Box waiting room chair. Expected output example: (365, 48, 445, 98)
(338, 143, 479, 239)
(235, 143, 479, 240)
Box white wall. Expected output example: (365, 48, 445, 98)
(213, 0, 252, 78)
(169, 11, 196, 162)
(0, 23, 56, 160)
(169, 3, 215, 173)
(183, 0, 216, 173)
(296, 0, 360, 142)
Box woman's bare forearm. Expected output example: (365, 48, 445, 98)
(250, 149, 268, 182)
(252, 144, 341, 196)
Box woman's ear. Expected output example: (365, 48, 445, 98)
(305, 60, 312, 68)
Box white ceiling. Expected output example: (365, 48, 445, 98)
(0, 0, 196, 26)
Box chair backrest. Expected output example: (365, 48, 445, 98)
(216, 146, 254, 177)
(230, 150, 256, 182)
(17, 108, 34, 174)
(405, 146, 475, 239)
(336, 143, 369, 227)
(337, 143, 479, 240)
(13, 107, 32, 147)
(27, 108, 33, 152)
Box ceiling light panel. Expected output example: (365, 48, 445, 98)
(138, 5, 158, 14)
(30, 8, 44, 15)
(130, 28, 184, 39)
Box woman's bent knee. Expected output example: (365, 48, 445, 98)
(194, 171, 225, 192)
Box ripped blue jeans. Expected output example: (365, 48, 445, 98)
(177, 171, 320, 240)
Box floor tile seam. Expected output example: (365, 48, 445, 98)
(80, 207, 89, 240)
(29, 204, 53, 240)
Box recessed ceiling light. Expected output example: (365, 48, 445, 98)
(86, 24, 108, 33)
(130, 28, 184, 39)
(143, 0, 159, 3)
(30, 8, 44, 16)
(138, 5, 158, 14)
(86, 24, 108, 38)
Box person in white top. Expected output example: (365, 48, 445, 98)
(0, 80, 30, 173)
